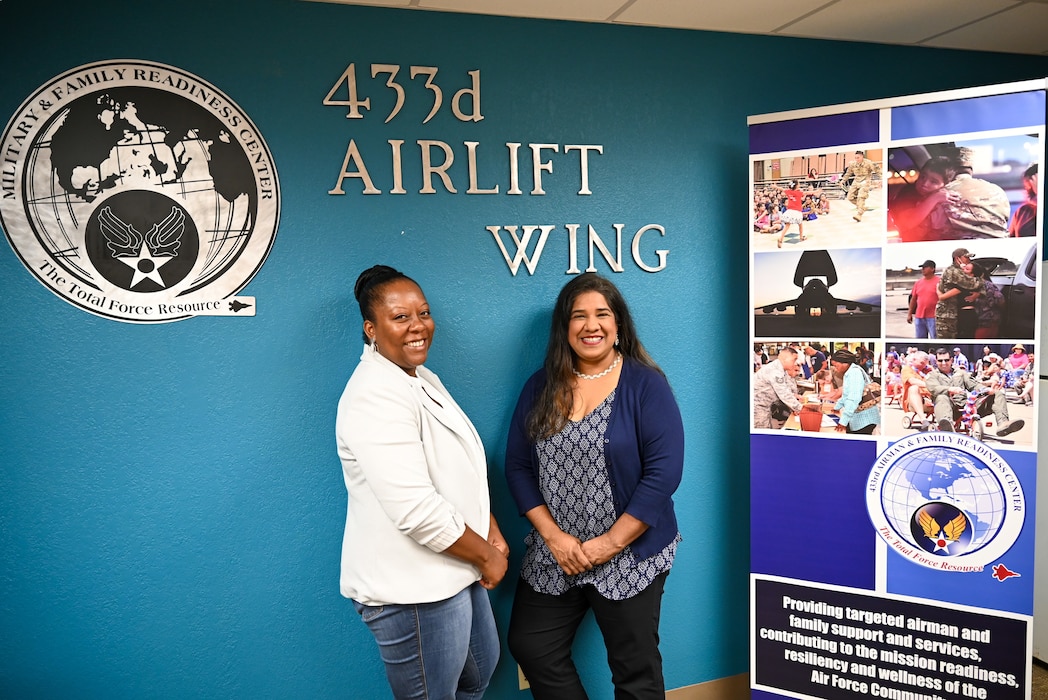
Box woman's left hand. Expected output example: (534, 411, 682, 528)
(580, 535, 622, 566)
(581, 514, 650, 566)
(488, 517, 510, 559)
(444, 524, 509, 589)
(477, 549, 508, 590)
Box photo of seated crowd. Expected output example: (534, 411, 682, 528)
(752, 148, 885, 251)
(880, 343, 1033, 446)
(887, 135, 1039, 243)
(752, 341, 881, 437)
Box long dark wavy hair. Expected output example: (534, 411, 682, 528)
(353, 264, 416, 343)
(526, 273, 662, 441)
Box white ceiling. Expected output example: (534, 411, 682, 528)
(314, 0, 1048, 56)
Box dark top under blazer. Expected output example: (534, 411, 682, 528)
(505, 358, 685, 560)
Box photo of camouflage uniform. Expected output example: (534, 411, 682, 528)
(753, 353, 803, 429)
(934, 248, 983, 339)
(842, 152, 879, 222)
(944, 173, 1010, 238)
(943, 146, 1010, 238)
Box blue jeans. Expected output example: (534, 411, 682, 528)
(354, 583, 499, 700)
(914, 316, 936, 338)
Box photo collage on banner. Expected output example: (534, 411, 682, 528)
(748, 81, 1045, 700)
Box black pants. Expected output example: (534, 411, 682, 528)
(507, 572, 668, 700)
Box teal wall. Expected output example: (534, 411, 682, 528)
(1, 1, 1046, 697)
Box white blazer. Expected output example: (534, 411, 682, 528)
(336, 344, 490, 605)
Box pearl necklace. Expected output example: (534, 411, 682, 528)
(572, 352, 621, 380)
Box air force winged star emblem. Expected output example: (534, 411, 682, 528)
(98, 206, 185, 289)
(918, 510, 967, 554)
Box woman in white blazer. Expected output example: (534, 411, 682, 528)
(336, 265, 509, 699)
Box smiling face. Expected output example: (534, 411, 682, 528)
(936, 354, 953, 373)
(567, 290, 619, 371)
(363, 278, 434, 376)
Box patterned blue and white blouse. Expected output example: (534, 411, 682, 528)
(520, 390, 679, 600)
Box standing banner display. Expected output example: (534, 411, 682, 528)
(749, 80, 1045, 700)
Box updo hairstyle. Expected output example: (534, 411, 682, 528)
(353, 265, 415, 344)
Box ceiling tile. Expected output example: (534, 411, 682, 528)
(311, 0, 413, 6)
(922, 4, 1048, 54)
(420, 0, 629, 22)
(306, 0, 1048, 54)
(616, 0, 831, 34)
(781, 0, 1019, 44)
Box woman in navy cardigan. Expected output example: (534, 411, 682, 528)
(505, 273, 685, 700)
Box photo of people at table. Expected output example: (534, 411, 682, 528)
(752, 340, 880, 436)
(886, 134, 1040, 243)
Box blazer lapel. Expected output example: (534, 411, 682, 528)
(417, 368, 485, 468)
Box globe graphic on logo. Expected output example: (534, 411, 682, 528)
(878, 446, 1006, 558)
(21, 86, 260, 297)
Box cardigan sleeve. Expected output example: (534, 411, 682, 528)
(504, 371, 545, 516)
(618, 369, 684, 527)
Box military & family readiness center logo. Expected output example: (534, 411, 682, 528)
(0, 59, 279, 322)
(867, 433, 1025, 573)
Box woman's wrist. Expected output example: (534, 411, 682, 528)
(538, 525, 566, 543)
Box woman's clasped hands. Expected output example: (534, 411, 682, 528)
(543, 529, 594, 576)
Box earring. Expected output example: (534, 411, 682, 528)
(615, 335, 620, 347)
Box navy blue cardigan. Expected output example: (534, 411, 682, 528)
(504, 359, 685, 560)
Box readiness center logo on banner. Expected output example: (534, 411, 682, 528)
(867, 433, 1025, 573)
(0, 59, 279, 323)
